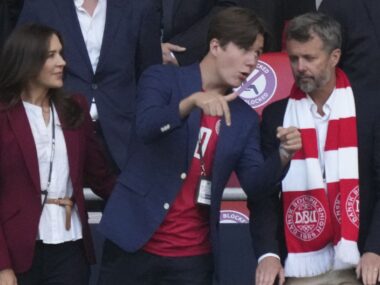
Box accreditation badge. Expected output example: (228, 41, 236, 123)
(195, 176, 212, 206)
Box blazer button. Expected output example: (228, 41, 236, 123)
(91, 83, 98, 90)
(160, 124, 171, 132)
(163, 203, 170, 210)
(180, 172, 187, 180)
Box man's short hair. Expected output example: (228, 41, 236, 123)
(207, 7, 265, 50)
(286, 12, 342, 53)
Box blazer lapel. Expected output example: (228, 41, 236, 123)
(212, 101, 245, 185)
(58, 116, 80, 187)
(96, 0, 124, 73)
(178, 64, 203, 165)
(212, 118, 233, 181)
(8, 102, 81, 193)
(187, 108, 201, 165)
(53, 0, 93, 75)
(8, 102, 41, 193)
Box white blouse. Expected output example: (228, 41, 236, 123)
(23, 101, 82, 244)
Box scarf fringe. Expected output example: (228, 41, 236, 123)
(335, 238, 360, 265)
(285, 245, 334, 277)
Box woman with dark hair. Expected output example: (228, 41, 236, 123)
(0, 24, 115, 285)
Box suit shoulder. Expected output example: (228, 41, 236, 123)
(131, 0, 160, 11)
(140, 64, 178, 82)
(21, 0, 50, 9)
(262, 98, 288, 118)
(0, 102, 16, 127)
(0, 101, 11, 114)
(236, 97, 259, 116)
(229, 98, 260, 125)
(22, 0, 43, 4)
(143, 64, 176, 74)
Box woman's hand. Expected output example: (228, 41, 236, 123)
(0, 269, 17, 285)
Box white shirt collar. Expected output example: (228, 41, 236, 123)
(305, 89, 336, 121)
(74, 0, 84, 9)
(74, 0, 105, 11)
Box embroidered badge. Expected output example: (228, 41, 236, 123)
(286, 195, 327, 241)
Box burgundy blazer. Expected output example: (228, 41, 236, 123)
(0, 94, 115, 273)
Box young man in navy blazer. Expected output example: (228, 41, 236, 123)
(98, 7, 301, 285)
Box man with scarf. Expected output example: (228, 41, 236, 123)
(252, 12, 380, 285)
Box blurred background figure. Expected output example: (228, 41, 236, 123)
(160, 0, 232, 66)
(18, 0, 162, 172)
(160, 0, 319, 66)
(319, 0, 380, 99)
(0, 0, 23, 50)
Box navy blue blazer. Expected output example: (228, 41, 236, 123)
(18, 0, 162, 168)
(99, 63, 284, 278)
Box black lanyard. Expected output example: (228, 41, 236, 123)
(197, 134, 207, 177)
(41, 104, 56, 207)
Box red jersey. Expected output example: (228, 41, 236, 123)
(144, 114, 221, 256)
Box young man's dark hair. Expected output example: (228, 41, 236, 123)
(207, 7, 266, 50)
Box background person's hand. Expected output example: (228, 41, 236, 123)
(256, 256, 285, 285)
(356, 252, 380, 285)
(161, 42, 186, 65)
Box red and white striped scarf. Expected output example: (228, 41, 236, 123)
(282, 68, 360, 277)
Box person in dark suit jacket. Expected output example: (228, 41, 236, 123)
(97, 7, 301, 284)
(0, 24, 115, 285)
(319, 0, 380, 99)
(0, 0, 11, 49)
(160, 0, 234, 66)
(18, 0, 162, 171)
(235, 0, 318, 51)
(253, 13, 380, 285)
(161, 0, 318, 67)
(0, 0, 23, 49)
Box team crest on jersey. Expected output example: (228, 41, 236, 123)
(219, 210, 249, 224)
(286, 195, 326, 241)
(236, 60, 277, 109)
(346, 186, 360, 228)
